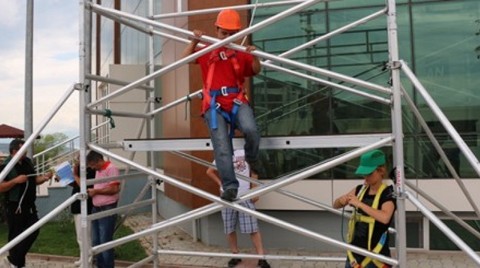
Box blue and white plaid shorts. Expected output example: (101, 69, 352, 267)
(221, 200, 259, 234)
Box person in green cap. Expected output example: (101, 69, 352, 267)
(333, 149, 396, 268)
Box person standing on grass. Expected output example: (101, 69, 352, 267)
(183, 9, 263, 202)
(70, 158, 96, 267)
(206, 149, 270, 268)
(0, 139, 53, 268)
(86, 151, 120, 268)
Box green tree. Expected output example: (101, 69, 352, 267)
(34, 132, 69, 153)
(34, 133, 70, 167)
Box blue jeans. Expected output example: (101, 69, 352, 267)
(92, 203, 117, 268)
(204, 103, 260, 191)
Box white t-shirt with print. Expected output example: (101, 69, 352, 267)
(214, 149, 251, 197)
(233, 149, 250, 197)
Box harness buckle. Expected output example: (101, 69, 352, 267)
(233, 98, 243, 105)
(219, 51, 228, 60)
(220, 86, 228, 96)
(215, 102, 221, 110)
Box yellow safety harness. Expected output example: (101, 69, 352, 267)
(347, 183, 389, 268)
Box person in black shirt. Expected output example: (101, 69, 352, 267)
(70, 159, 95, 266)
(0, 139, 53, 268)
(333, 150, 396, 268)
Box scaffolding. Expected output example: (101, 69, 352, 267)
(2, 0, 480, 267)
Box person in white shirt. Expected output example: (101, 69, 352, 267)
(206, 149, 270, 268)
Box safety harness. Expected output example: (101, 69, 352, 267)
(347, 183, 389, 268)
(203, 48, 247, 139)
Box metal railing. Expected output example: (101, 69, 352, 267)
(32, 119, 112, 194)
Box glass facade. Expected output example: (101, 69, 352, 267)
(98, 0, 115, 75)
(119, 0, 163, 66)
(96, 0, 162, 74)
(252, 0, 480, 179)
(120, 1, 149, 65)
(93, 0, 169, 170)
(430, 219, 480, 250)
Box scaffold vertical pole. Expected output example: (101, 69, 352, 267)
(79, 0, 92, 266)
(25, 0, 34, 158)
(148, 0, 159, 267)
(387, 0, 407, 267)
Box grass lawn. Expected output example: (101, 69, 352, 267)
(0, 219, 148, 262)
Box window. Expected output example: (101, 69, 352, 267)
(251, 1, 480, 180)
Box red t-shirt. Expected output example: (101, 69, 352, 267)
(92, 161, 120, 207)
(196, 46, 256, 113)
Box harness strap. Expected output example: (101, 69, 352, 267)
(209, 87, 240, 130)
(204, 48, 246, 139)
(347, 185, 368, 244)
(229, 56, 244, 88)
(208, 49, 237, 65)
(229, 99, 242, 139)
(363, 232, 389, 268)
(347, 183, 388, 268)
(204, 48, 244, 109)
(365, 183, 387, 251)
(355, 214, 375, 224)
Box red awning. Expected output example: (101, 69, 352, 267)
(0, 124, 25, 138)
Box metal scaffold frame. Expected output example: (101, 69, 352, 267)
(2, 0, 480, 267)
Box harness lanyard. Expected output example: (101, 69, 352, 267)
(347, 183, 388, 268)
(206, 59, 219, 129)
(347, 183, 368, 243)
(15, 180, 29, 214)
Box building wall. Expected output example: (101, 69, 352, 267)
(107, 64, 150, 168)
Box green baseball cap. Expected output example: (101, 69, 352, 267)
(355, 150, 386, 176)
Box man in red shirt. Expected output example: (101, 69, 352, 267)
(183, 9, 262, 201)
(87, 151, 120, 268)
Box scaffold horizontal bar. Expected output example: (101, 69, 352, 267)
(85, 74, 154, 90)
(405, 191, 480, 266)
(153, 0, 315, 20)
(123, 134, 392, 151)
(90, 139, 397, 266)
(87, 198, 155, 221)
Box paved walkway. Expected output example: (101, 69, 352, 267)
(4, 213, 479, 267)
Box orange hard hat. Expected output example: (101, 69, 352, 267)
(215, 9, 241, 31)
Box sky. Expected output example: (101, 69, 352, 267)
(0, 0, 80, 139)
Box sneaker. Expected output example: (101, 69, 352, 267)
(221, 188, 238, 202)
(74, 259, 82, 266)
(227, 258, 242, 267)
(258, 259, 271, 268)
